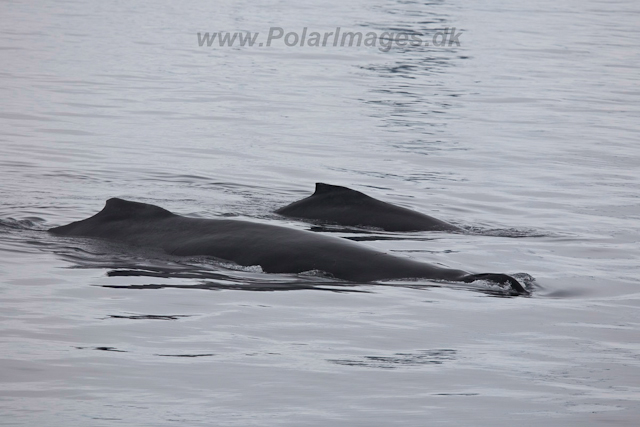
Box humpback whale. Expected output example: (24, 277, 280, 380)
(276, 183, 460, 232)
(49, 198, 528, 295)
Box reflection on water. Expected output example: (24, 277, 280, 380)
(330, 349, 457, 369)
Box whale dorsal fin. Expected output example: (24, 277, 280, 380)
(314, 183, 364, 196)
(99, 198, 174, 220)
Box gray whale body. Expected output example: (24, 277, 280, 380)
(49, 198, 528, 295)
(276, 183, 460, 232)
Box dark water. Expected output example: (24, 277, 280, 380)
(1, 0, 639, 425)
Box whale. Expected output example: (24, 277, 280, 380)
(49, 198, 528, 295)
(276, 183, 461, 232)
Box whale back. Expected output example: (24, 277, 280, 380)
(310, 183, 373, 203)
(49, 198, 174, 236)
(312, 183, 367, 197)
(275, 183, 375, 215)
(96, 198, 174, 221)
(276, 183, 459, 232)
(47, 197, 527, 294)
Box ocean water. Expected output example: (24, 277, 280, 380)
(1, 0, 639, 425)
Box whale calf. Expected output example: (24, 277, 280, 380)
(276, 183, 460, 232)
(49, 198, 528, 295)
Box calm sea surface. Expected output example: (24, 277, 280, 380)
(1, 0, 639, 425)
